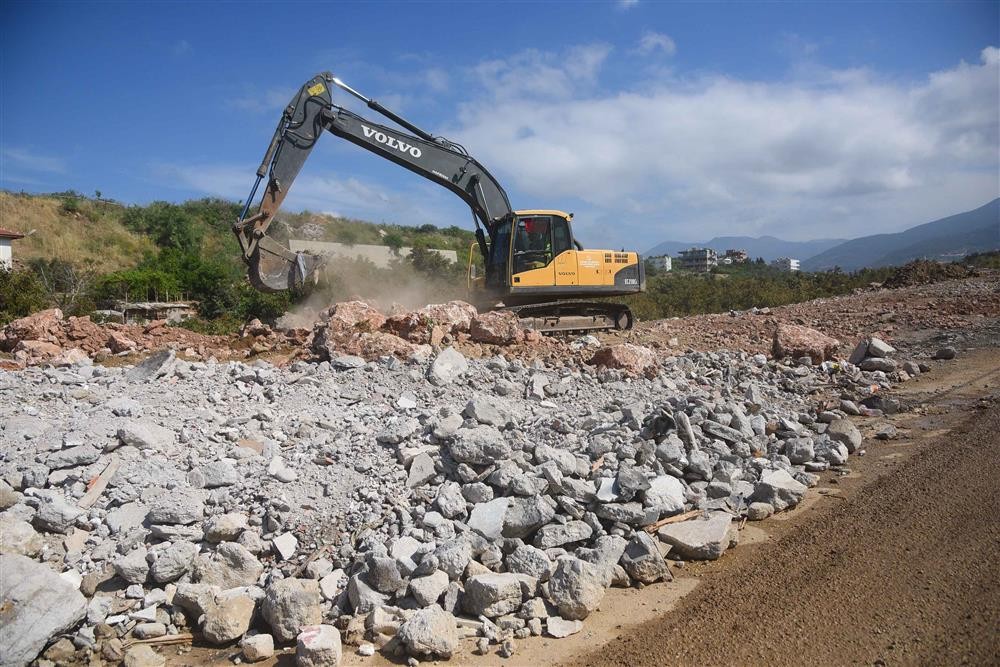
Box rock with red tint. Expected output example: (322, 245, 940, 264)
(321, 301, 387, 333)
(65, 316, 99, 341)
(589, 343, 657, 375)
(470, 311, 523, 345)
(386, 301, 478, 343)
(143, 319, 168, 334)
(107, 331, 138, 353)
(242, 318, 272, 338)
(51, 348, 90, 366)
(0, 308, 63, 350)
(772, 323, 840, 364)
(13, 340, 62, 363)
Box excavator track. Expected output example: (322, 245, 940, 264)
(501, 300, 634, 335)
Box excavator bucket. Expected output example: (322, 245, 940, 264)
(234, 73, 335, 292)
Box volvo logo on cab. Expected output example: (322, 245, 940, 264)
(361, 125, 422, 158)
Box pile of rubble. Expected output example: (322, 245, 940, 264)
(0, 317, 941, 665)
(0, 309, 235, 369)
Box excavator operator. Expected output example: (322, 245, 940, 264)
(514, 216, 552, 273)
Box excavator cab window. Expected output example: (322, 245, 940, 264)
(514, 216, 553, 273)
(486, 220, 511, 288)
(551, 216, 573, 256)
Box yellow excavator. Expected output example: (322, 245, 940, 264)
(233, 72, 644, 331)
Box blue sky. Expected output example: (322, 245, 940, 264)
(2, 1, 997, 250)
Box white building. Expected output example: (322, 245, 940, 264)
(648, 255, 672, 271)
(771, 257, 800, 272)
(0, 227, 25, 270)
(288, 240, 457, 269)
(677, 247, 718, 272)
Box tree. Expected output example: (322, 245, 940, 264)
(28, 258, 97, 315)
(384, 232, 405, 255)
(0, 268, 49, 324)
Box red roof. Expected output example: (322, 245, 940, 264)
(0, 227, 25, 239)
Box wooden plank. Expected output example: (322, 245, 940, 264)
(78, 459, 121, 509)
(642, 509, 701, 534)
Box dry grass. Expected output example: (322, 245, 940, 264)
(0, 191, 154, 271)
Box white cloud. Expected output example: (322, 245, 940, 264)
(448, 45, 1000, 246)
(618, 0, 639, 10)
(1, 147, 67, 174)
(637, 31, 676, 57)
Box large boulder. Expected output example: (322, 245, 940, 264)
(261, 578, 322, 643)
(202, 590, 256, 644)
(398, 606, 459, 658)
(0, 554, 86, 666)
(621, 532, 672, 583)
(546, 557, 606, 620)
(827, 418, 863, 453)
(772, 323, 840, 364)
(470, 310, 523, 345)
(295, 625, 342, 667)
(589, 343, 656, 375)
(427, 347, 468, 385)
(750, 469, 808, 512)
(655, 513, 733, 561)
(448, 426, 511, 465)
(463, 573, 526, 617)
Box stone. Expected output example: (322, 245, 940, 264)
(0, 516, 42, 556)
(546, 616, 583, 638)
(503, 496, 557, 539)
(847, 339, 869, 365)
(272, 531, 298, 560)
(621, 532, 672, 583)
(33, 493, 84, 534)
(296, 625, 342, 667)
(406, 452, 436, 488)
(751, 468, 808, 512)
(106, 502, 148, 535)
(319, 570, 346, 600)
(47, 445, 101, 470)
(468, 497, 510, 540)
(133, 622, 167, 639)
(193, 542, 263, 589)
(546, 557, 606, 620)
(115, 548, 150, 585)
(262, 578, 322, 643)
(506, 545, 553, 580)
(435, 482, 467, 519)
(150, 541, 198, 583)
(827, 418, 863, 453)
(0, 554, 87, 667)
(117, 422, 175, 451)
(198, 461, 239, 488)
(203, 590, 256, 644)
(347, 573, 388, 614)
(125, 349, 176, 381)
(643, 475, 686, 515)
(867, 337, 896, 357)
(772, 323, 840, 364)
(656, 513, 733, 560)
(464, 573, 526, 617)
(876, 423, 899, 440)
(409, 570, 449, 607)
(376, 418, 420, 445)
(747, 502, 774, 521)
(123, 645, 166, 667)
(470, 310, 522, 345)
(0, 480, 18, 511)
(434, 540, 473, 580)
(860, 357, 896, 372)
(427, 346, 468, 385)
(172, 582, 222, 617)
(534, 521, 593, 549)
(398, 607, 458, 658)
(933, 346, 957, 360)
(147, 489, 205, 525)
(368, 556, 404, 593)
(449, 426, 512, 465)
(464, 397, 504, 426)
(589, 343, 656, 375)
(241, 634, 274, 662)
(784, 437, 815, 464)
(204, 513, 248, 543)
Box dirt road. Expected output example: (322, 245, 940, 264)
(575, 349, 1000, 667)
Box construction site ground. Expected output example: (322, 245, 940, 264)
(167, 277, 999, 667)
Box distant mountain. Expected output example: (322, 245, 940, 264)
(801, 198, 1000, 272)
(644, 235, 846, 262)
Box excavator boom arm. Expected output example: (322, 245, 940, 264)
(234, 72, 513, 292)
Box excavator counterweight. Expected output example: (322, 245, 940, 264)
(234, 72, 645, 329)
